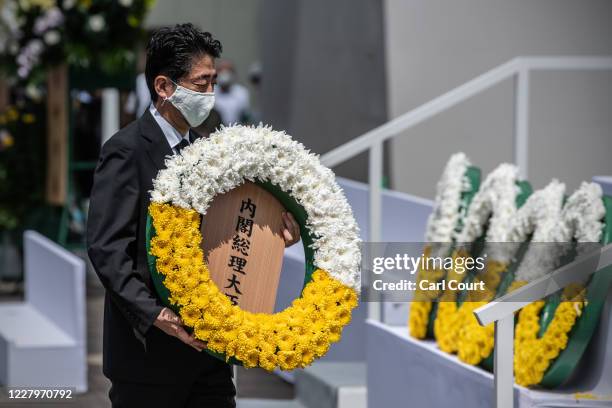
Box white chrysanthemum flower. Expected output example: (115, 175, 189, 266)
(560, 182, 604, 244)
(456, 163, 519, 244)
(87, 14, 105, 32)
(512, 180, 566, 281)
(508, 180, 565, 244)
(424, 153, 472, 257)
(515, 181, 604, 282)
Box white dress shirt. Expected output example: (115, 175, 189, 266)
(149, 104, 190, 154)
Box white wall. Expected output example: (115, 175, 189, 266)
(384, 0, 612, 198)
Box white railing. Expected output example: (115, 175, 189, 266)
(319, 56, 612, 407)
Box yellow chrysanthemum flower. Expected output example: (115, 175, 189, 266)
(148, 202, 358, 371)
(513, 284, 585, 386)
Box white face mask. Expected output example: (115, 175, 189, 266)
(165, 79, 215, 127)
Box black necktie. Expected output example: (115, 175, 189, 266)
(176, 138, 190, 154)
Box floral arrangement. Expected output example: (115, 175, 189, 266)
(454, 180, 566, 365)
(434, 163, 520, 354)
(148, 125, 361, 370)
(0, 0, 154, 83)
(408, 152, 473, 339)
(414, 154, 608, 388)
(512, 181, 605, 386)
(463, 181, 602, 386)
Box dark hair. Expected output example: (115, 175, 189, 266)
(145, 23, 222, 102)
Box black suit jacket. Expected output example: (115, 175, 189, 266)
(87, 110, 229, 384)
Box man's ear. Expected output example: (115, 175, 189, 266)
(154, 75, 174, 100)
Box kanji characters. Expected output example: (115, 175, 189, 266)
(224, 197, 258, 305)
(240, 197, 257, 218)
(224, 274, 242, 295)
(231, 234, 251, 256)
(227, 255, 247, 274)
(236, 216, 254, 237)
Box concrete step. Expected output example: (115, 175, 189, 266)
(295, 362, 367, 408)
(237, 398, 306, 408)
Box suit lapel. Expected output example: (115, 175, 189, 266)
(140, 109, 173, 170)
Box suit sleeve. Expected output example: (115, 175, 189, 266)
(86, 137, 163, 339)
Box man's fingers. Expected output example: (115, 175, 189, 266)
(168, 322, 180, 336)
(187, 335, 206, 352)
(282, 212, 300, 246)
(172, 325, 204, 352)
(170, 312, 183, 325)
(174, 324, 186, 338)
(175, 326, 203, 351)
(161, 307, 183, 325)
(156, 311, 204, 352)
(281, 212, 289, 230)
(282, 227, 293, 243)
(188, 334, 207, 350)
(286, 212, 299, 232)
(286, 212, 300, 240)
(192, 340, 207, 349)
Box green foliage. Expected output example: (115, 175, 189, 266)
(0, 101, 46, 231)
(0, 0, 154, 85)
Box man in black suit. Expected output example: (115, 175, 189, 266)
(87, 24, 300, 408)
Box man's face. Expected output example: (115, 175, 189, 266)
(154, 53, 217, 101)
(176, 53, 217, 93)
(154, 53, 217, 129)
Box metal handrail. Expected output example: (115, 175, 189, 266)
(318, 56, 612, 408)
(321, 56, 612, 169)
(473, 243, 612, 407)
(474, 243, 612, 326)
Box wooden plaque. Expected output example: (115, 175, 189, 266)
(201, 182, 287, 314)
